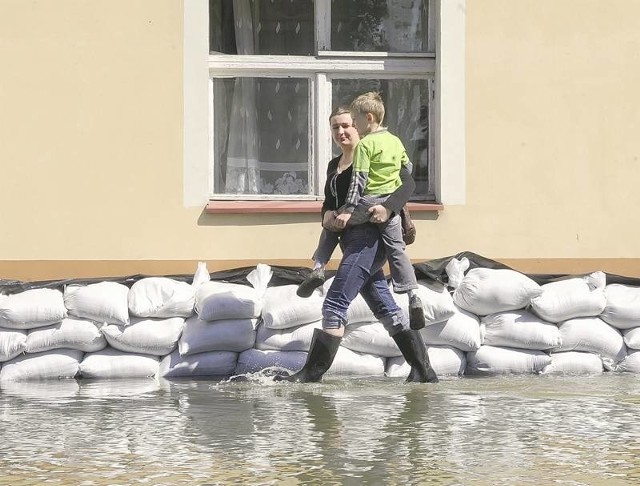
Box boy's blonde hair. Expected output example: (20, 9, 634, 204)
(350, 91, 385, 124)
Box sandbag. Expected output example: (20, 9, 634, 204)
(255, 320, 321, 352)
(101, 317, 185, 356)
(541, 351, 604, 374)
(466, 345, 551, 375)
(552, 317, 627, 364)
(0, 327, 27, 362)
(420, 305, 482, 352)
(392, 280, 457, 325)
(386, 345, 466, 377)
(325, 347, 385, 377)
(261, 284, 323, 329)
(614, 350, 640, 373)
(0, 349, 83, 381)
(622, 327, 640, 350)
(178, 316, 257, 356)
(26, 318, 107, 354)
(341, 321, 401, 358)
(0, 288, 67, 329)
(601, 284, 640, 329)
(195, 264, 272, 321)
(529, 272, 606, 323)
(234, 348, 307, 375)
(64, 281, 130, 326)
(128, 277, 195, 318)
(453, 268, 542, 316)
(480, 310, 561, 351)
(161, 349, 238, 377)
(80, 348, 159, 378)
(346, 293, 376, 324)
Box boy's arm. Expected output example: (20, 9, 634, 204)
(340, 143, 369, 214)
(381, 161, 416, 215)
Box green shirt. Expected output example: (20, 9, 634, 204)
(352, 129, 409, 196)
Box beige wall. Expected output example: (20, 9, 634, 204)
(2, 0, 640, 279)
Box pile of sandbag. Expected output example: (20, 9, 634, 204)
(2, 254, 640, 383)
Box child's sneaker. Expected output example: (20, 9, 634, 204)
(409, 294, 426, 330)
(296, 269, 326, 298)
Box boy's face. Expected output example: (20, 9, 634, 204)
(330, 113, 359, 149)
(351, 111, 372, 136)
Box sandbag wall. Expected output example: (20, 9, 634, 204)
(1, 258, 640, 382)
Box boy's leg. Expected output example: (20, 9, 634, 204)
(378, 215, 426, 330)
(297, 229, 340, 297)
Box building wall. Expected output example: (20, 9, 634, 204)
(1, 0, 640, 280)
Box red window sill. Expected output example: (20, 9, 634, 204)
(205, 200, 443, 214)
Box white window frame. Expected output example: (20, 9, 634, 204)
(183, 0, 465, 207)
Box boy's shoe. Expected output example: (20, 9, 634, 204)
(296, 269, 326, 298)
(409, 294, 426, 330)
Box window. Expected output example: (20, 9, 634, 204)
(208, 0, 437, 201)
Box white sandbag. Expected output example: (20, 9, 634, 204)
(192, 261, 211, 289)
(161, 349, 238, 377)
(80, 348, 159, 379)
(623, 327, 640, 350)
(530, 272, 606, 323)
(326, 347, 385, 376)
(347, 293, 376, 324)
(234, 348, 307, 375)
(195, 265, 271, 322)
(601, 284, 640, 329)
(341, 321, 400, 358)
(480, 310, 561, 350)
(420, 305, 482, 352)
(0, 288, 67, 329)
(453, 268, 543, 316)
(26, 318, 107, 354)
(255, 320, 321, 352)
(0, 349, 83, 381)
(0, 327, 27, 362)
(614, 350, 640, 373)
(552, 317, 627, 364)
(541, 351, 604, 374)
(101, 317, 185, 356)
(178, 316, 257, 356)
(386, 345, 466, 377)
(64, 281, 130, 326)
(261, 284, 323, 329)
(445, 257, 470, 289)
(392, 280, 457, 325)
(128, 277, 195, 318)
(466, 345, 551, 375)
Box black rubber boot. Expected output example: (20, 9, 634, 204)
(409, 294, 426, 330)
(392, 329, 439, 383)
(274, 328, 341, 383)
(296, 268, 326, 298)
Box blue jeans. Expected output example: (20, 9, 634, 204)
(322, 222, 408, 336)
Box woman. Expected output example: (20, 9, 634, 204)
(277, 107, 438, 383)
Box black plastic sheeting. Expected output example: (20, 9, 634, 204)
(2, 251, 640, 294)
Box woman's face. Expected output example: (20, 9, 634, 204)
(330, 113, 359, 150)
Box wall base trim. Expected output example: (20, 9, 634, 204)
(3, 258, 640, 282)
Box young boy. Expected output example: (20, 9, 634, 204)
(298, 92, 426, 330)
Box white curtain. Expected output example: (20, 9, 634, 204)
(225, 0, 260, 194)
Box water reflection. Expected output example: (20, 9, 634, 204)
(1, 375, 640, 484)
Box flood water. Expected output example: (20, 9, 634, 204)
(1, 374, 640, 485)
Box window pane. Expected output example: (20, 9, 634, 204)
(210, 0, 314, 55)
(331, 0, 429, 53)
(213, 77, 310, 195)
(332, 79, 432, 197)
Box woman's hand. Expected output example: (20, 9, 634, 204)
(368, 205, 392, 224)
(335, 212, 352, 229)
(322, 211, 342, 232)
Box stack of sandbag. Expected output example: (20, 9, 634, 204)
(600, 283, 640, 372)
(160, 264, 271, 378)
